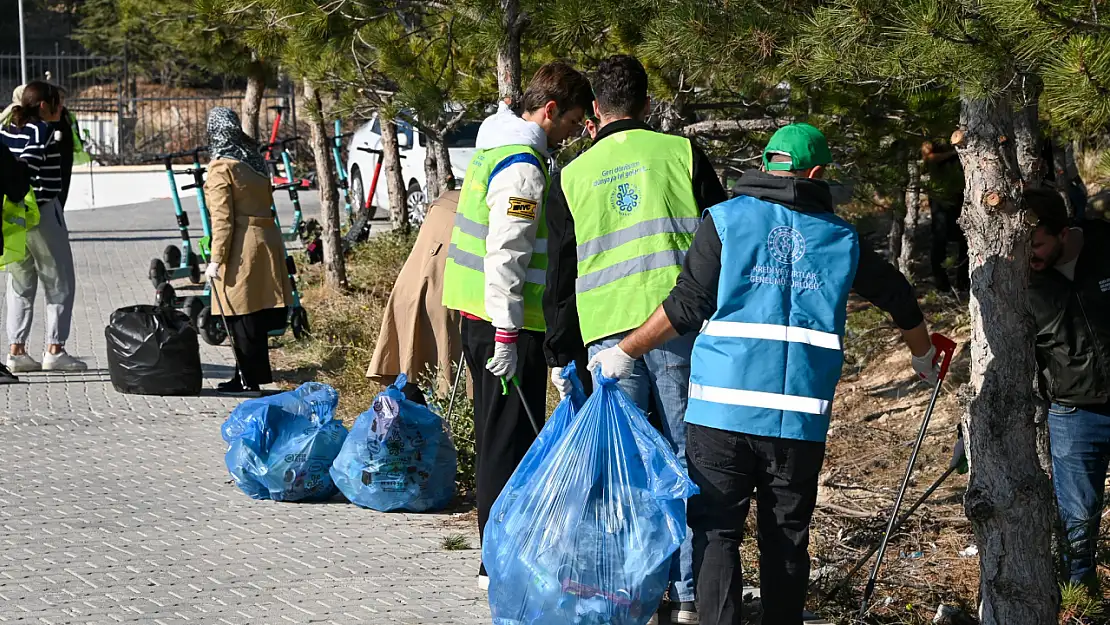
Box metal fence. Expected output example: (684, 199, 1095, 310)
(0, 54, 300, 164)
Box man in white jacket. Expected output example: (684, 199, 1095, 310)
(441, 61, 593, 589)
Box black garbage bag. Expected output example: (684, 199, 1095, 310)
(106, 305, 202, 396)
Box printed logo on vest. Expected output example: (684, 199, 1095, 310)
(768, 226, 806, 264)
(611, 182, 640, 214)
(1100, 278, 1110, 292)
(506, 196, 538, 221)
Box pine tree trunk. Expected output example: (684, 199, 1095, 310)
(304, 78, 346, 290)
(435, 136, 455, 191)
(1014, 80, 1046, 188)
(424, 138, 441, 203)
(955, 90, 1058, 625)
(242, 59, 267, 141)
(379, 116, 409, 230)
(898, 158, 922, 277)
(497, 0, 525, 107)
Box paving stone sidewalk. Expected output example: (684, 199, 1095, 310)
(0, 199, 489, 624)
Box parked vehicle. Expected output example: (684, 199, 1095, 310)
(346, 114, 479, 223)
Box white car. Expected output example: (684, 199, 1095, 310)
(346, 114, 480, 223)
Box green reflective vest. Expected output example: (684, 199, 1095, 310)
(562, 128, 700, 344)
(442, 144, 550, 332)
(1, 189, 40, 268)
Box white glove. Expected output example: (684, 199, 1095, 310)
(486, 340, 518, 378)
(205, 262, 221, 280)
(550, 366, 574, 400)
(588, 345, 636, 381)
(912, 345, 939, 385)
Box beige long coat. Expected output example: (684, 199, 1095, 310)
(367, 190, 463, 393)
(205, 159, 293, 316)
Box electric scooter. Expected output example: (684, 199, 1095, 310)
(262, 136, 309, 242)
(330, 120, 355, 225)
(147, 149, 221, 343)
(146, 147, 210, 288)
(268, 180, 310, 340)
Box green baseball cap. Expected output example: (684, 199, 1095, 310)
(762, 123, 832, 172)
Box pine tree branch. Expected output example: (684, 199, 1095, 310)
(679, 118, 790, 137)
(1032, 1, 1110, 34)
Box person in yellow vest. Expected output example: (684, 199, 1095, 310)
(441, 61, 593, 590)
(542, 54, 727, 625)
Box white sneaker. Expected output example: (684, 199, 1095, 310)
(42, 351, 88, 372)
(477, 574, 490, 591)
(7, 354, 41, 372)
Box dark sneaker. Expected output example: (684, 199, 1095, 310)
(0, 363, 19, 384)
(217, 379, 261, 396)
(671, 601, 699, 624)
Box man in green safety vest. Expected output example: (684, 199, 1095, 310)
(440, 61, 593, 591)
(542, 54, 727, 625)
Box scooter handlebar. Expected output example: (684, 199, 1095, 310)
(260, 136, 303, 150)
(356, 146, 383, 155)
(931, 333, 957, 381)
(147, 146, 209, 162)
(273, 181, 300, 191)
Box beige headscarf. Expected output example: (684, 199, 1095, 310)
(0, 85, 25, 126)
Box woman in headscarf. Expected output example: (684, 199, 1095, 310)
(203, 107, 292, 395)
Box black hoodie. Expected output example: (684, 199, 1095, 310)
(661, 170, 924, 335)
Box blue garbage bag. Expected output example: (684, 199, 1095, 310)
(221, 382, 348, 502)
(484, 373, 698, 625)
(488, 362, 587, 521)
(330, 374, 457, 512)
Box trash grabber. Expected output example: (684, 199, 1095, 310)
(487, 357, 542, 436)
(209, 276, 249, 389)
(859, 333, 957, 617)
(511, 379, 542, 436)
(833, 429, 966, 596)
(444, 354, 465, 425)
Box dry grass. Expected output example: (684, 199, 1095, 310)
(273, 229, 418, 424)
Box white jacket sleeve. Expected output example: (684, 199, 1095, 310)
(484, 161, 546, 330)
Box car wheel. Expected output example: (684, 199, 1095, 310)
(406, 182, 427, 225)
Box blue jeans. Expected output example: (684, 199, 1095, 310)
(1047, 403, 1110, 590)
(589, 331, 696, 603)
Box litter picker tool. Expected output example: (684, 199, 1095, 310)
(859, 333, 957, 617)
(444, 354, 465, 425)
(209, 276, 249, 390)
(488, 358, 542, 436)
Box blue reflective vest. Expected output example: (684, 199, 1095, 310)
(686, 195, 860, 442)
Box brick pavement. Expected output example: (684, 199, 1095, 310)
(0, 198, 489, 624)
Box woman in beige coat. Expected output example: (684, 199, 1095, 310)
(367, 190, 462, 400)
(202, 107, 292, 395)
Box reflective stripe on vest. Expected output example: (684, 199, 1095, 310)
(686, 195, 859, 443)
(441, 143, 549, 332)
(561, 129, 698, 344)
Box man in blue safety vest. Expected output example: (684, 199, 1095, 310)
(589, 124, 938, 625)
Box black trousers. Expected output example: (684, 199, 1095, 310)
(224, 307, 285, 386)
(461, 317, 547, 557)
(686, 423, 825, 625)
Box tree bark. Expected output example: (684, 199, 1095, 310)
(497, 0, 526, 107)
(242, 58, 267, 141)
(304, 78, 346, 290)
(1013, 77, 1046, 189)
(955, 90, 1058, 625)
(379, 115, 409, 231)
(435, 135, 455, 191)
(899, 158, 922, 278)
(424, 136, 441, 203)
